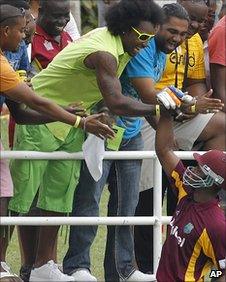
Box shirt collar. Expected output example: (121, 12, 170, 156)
(115, 34, 125, 56)
(35, 24, 62, 42)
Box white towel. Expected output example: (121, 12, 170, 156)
(82, 134, 105, 182)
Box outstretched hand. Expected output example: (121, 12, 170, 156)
(81, 113, 115, 139)
(195, 89, 224, 114)
(178, 89, 224, 122)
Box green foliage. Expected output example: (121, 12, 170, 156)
(81, 0, 98, 34)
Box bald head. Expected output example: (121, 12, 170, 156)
(39, 0, 69, 11)
(37, 0, 70, 36)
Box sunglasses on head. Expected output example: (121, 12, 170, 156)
(0, 7, 26, 24)
(132, 27, 154, 42)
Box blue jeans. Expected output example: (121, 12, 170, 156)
(63, 133, 143, 281)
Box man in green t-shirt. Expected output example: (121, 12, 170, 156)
(9, 1, 176, 281)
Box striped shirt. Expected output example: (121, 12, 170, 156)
(156, 33, 205, 91)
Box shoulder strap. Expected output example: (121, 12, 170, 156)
(182, 39, 189, 92)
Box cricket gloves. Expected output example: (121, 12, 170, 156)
(157, 85, 195, 110)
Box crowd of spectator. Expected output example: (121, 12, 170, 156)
(0, 0, 225, 282)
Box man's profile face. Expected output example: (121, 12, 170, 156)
(181, 1, 208, 38)
(155, 16, 188, 54)
(24, 15, 35, 45)
(122, 21, 158, 57)
(38, 0, 70, 37)
(199, 2, 216, 42)
(6, 17, 26, 52)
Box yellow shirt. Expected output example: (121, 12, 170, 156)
(156, 33, 205, 91)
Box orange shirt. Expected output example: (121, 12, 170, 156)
(0, 52, 21, 93)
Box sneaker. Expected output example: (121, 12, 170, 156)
(0, 261, 21, 280)
(29, 260, 75, 281)
(71, 269, 97, 281)
(125, 270, 154, 281)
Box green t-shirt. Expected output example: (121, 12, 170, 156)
(32, 27, 130, 140)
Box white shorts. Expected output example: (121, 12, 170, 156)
(0, 141, 14, 198)
(139, 113, 214, 192)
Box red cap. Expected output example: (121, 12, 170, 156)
(193, 150, 226, 190)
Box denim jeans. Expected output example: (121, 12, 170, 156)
(63, 133, 143, 281)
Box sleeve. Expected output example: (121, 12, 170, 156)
(187, 36, 206, 80)
(0, 55, 21, 92)
(64, 12, 80, 41)
(209, 26, 226, 66)
(169, 161, 191, 202)
(201, 226, 226, 270)
(126, 40, 157, 79)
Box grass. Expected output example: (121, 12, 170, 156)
(6, 189, 110, 280)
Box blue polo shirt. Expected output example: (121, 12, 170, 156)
(118, 37, 166, 139)
(0, 96, 5, 108)
(4, 40, 30, 72)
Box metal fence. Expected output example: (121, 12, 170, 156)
(0, 150, 197, 280)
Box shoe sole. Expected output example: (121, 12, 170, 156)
(30, 278, 51, 282)
(30, 278, 74, 282)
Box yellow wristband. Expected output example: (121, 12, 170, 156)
(156, 105, 160, 118)
(73, 116, 81, 128)
(191, 104, 196, 113)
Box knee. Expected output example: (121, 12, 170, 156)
(213, 112, 226, 133)
(201, 112, 226, 140)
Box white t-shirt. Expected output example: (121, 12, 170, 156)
(64, 12, 80, 41)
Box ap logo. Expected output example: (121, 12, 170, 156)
(209, 270, 223, 278)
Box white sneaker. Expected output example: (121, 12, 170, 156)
(126, 270, 154, 281)
(72, 269, 97, 281)
(29, 260, 75, 281)
(0, 261, 19, 279)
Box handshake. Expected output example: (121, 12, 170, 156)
(156, 85, 195, 110)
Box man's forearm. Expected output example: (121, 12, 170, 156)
(106, 94, 157, 117)
(156, 112, 175, 155)
(6, 100, 55, 124)
(145, 115, 158, 130)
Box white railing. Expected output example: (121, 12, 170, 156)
(0, 150, 197, 280)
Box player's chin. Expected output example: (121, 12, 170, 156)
(165, 43, 177, 53)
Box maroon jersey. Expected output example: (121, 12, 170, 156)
(157, 161, 226, 282)
(32, 25, 72, 70)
